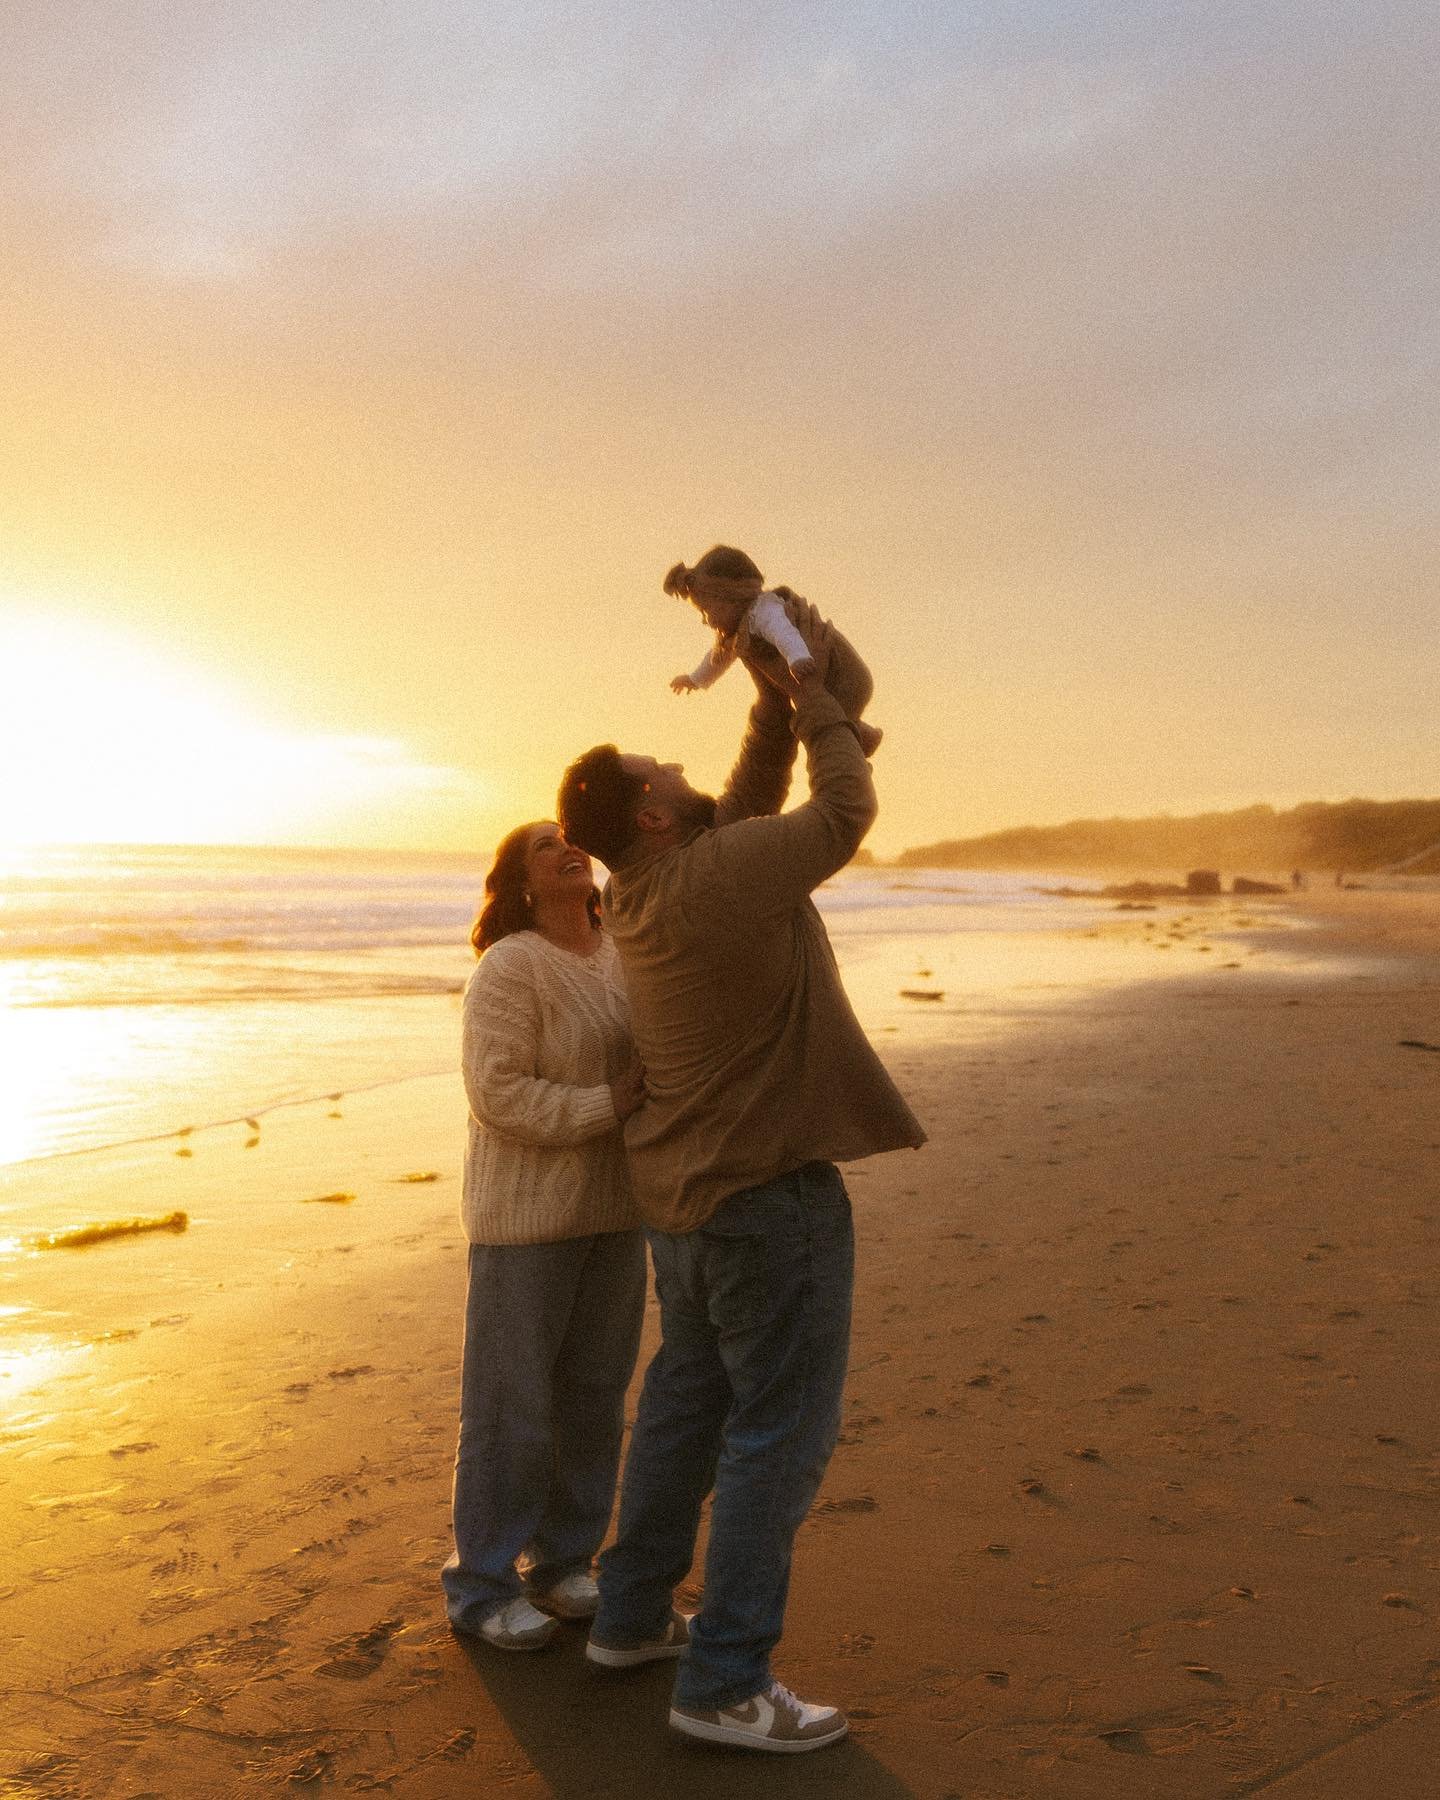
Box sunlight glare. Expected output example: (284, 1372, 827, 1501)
(0, 611, 468, 847)
(0, 1337, 88, 1400)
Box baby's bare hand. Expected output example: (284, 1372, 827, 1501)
(670, 674, 697, 694)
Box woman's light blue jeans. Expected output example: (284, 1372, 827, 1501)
(442, 1229, 647, 1633)
(593, 1162, 854, 1708)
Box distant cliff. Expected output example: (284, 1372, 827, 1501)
(896, 799, 1440, 874)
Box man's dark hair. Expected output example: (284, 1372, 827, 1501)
(556, 744, 649, 870)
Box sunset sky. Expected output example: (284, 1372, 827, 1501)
(3, 1, 1434, 855)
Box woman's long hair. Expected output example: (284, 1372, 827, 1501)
(470, 822, 602, 957)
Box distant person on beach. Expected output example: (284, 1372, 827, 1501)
(557, 641, 924, 1752)
(442, 822, 647, 1650)
(665, 543, 884, 757)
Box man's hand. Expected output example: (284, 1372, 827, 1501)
(774, 662, 827, 703)
(608, 1054, 647, 1122)
(742, 652, 794, 717)
(670, 674, 698, 695)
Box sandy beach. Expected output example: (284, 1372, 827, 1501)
(4, 886, 1439, 1798)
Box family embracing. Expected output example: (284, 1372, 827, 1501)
(443, 547, 925, 1755)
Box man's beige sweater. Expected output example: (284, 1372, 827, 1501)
(606, 687, 925, 1233)
(460, 931, 638, 1244)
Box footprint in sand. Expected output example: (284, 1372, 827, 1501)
(152, 1549, 201, 1580)
(287, 1751, 334, 1784)
(314, 1617, 404, 1679)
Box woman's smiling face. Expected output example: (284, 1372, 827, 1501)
(524, 822, 594, 903)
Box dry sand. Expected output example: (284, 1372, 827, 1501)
(3, 888, 1439, 1798)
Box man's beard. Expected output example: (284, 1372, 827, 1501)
(678, 790, 718, 832)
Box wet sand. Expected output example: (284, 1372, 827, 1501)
(3, 887, 1439, 1797)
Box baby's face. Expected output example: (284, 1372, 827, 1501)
(696, 595, 747, 635)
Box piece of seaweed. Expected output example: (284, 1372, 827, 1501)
(32, 1211, 189, 1250)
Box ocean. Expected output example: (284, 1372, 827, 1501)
(0, 843, 1137, 1174)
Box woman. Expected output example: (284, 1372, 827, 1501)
(442, 820, 647, 1650)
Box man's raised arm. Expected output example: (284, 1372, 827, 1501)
(713, 669, 799, 828)
(707, 667, 877, 916)
(712, 586, 829, 827)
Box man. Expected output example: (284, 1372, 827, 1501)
(556, 634, 924, 1754)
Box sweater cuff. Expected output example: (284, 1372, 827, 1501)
(792, 688, 850, 741)
(573, 1083, 619, 1136)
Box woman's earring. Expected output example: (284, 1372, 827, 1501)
(523, 891, 533, 906)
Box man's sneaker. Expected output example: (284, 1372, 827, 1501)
(532, 1571, 600, 1619)
(585, 1609, 692, 1668)
(476, 1597, 559, 1651)
(670, 1681, 848, 1753)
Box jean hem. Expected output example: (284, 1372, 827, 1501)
(524, 1557, 594, 1592)
(672, 1671, 773, 1712)
(591, 1603, 677, 1648)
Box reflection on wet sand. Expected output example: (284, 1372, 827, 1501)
(2, 889, 1438, 1794)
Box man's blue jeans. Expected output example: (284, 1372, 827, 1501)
(593, 1162, 854, 1709)
(442, 1230, 647, 1633)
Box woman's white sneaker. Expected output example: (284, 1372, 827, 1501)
(669, 1680, 848, 1752)
(532, 1571, 600, 1619)
(477, 1597, 559, 1651)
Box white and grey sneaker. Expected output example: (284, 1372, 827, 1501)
(476, 1597, 559, 1651)
(670, 1680, 848, 1753)
(585, 1608, 692, 1668)
(532, 1571, 600, 1619)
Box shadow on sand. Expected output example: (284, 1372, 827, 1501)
(457, 1623, 920, 1799)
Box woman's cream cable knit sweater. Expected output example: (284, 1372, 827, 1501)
(460, 931, 638, 1244)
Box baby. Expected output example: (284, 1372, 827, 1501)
(665, 544, 882, 756)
